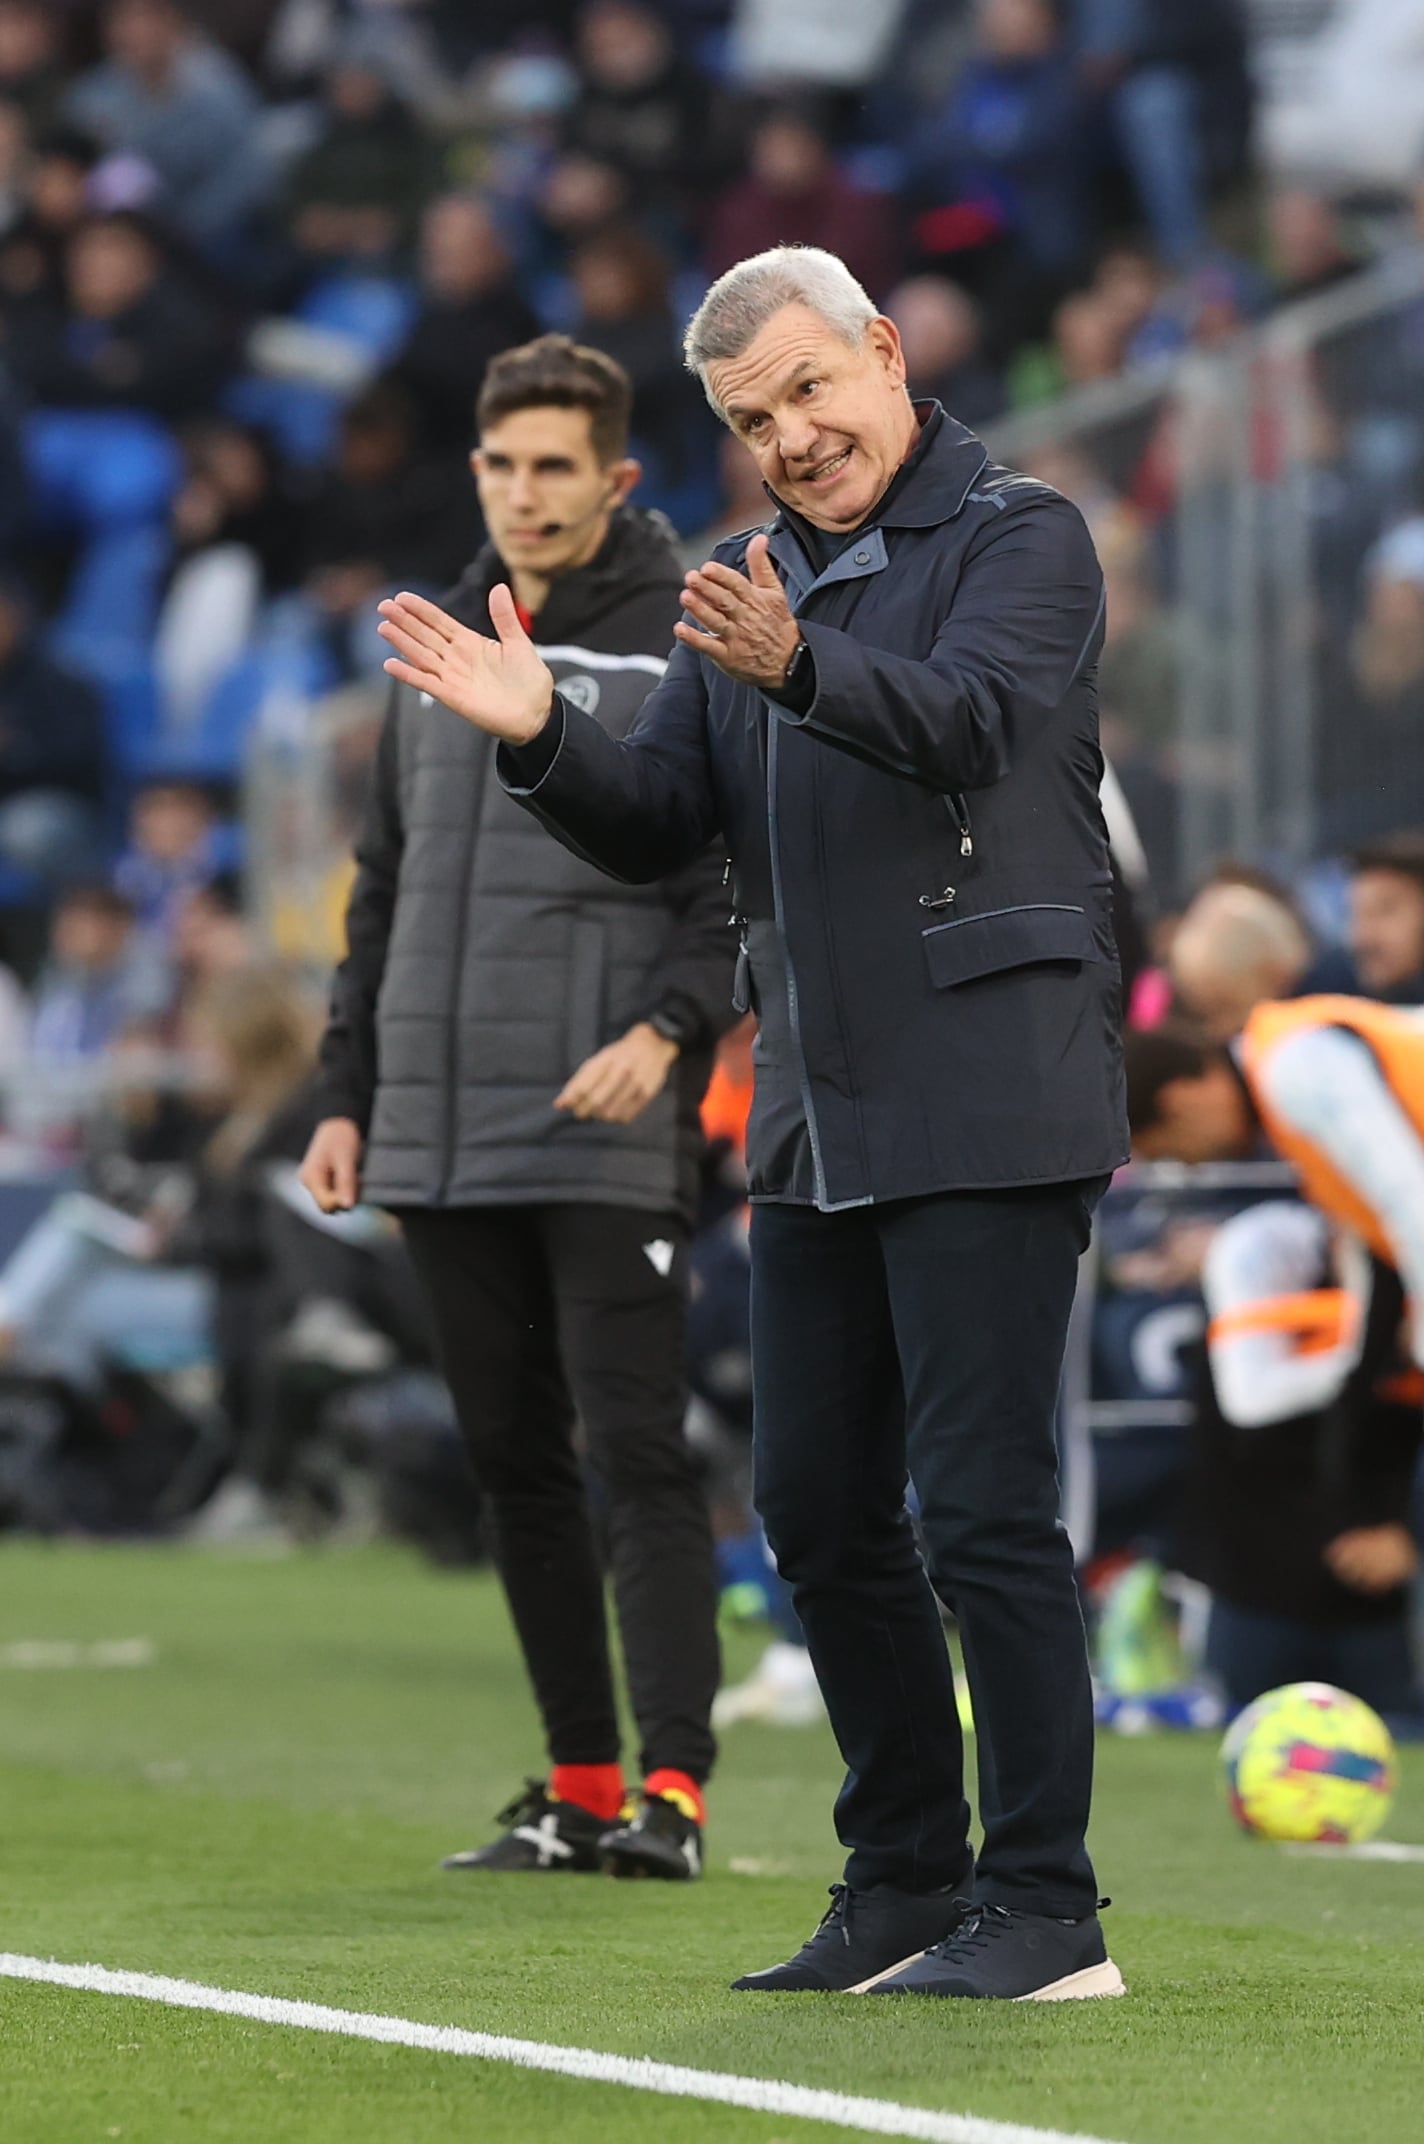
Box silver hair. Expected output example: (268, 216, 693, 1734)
(683, 246, 878, 416)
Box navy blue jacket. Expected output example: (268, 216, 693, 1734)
(503, 409, 1128, 1210)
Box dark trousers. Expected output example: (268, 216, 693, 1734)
(750, 1180, 1104, 1918)
(397, 1204, 719, 1784)
(1206, 1598, 1424, 1732)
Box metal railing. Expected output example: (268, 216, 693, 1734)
(987, 247, 1424, 899)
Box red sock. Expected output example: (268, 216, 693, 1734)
(549, 1763, 625, 1822)
(643, 1767, 706, 1826)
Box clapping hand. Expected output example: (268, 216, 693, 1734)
(675, 532, 801, 689)
(377, 586, 555, 745)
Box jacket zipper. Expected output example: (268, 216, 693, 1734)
(725, 857, 751, 1014)
(919, 794, 975, 912)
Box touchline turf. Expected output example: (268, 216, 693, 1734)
(1, 1543, 1422, 2144)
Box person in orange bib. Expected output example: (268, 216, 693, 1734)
(1127, 996, 1424, 1369)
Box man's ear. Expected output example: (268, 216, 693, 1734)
(608, 456, 641, 505)
(868, 315, 908, 388)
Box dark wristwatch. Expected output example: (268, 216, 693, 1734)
(648, 1006, 692, 1050)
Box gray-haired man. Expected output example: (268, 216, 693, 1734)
(376, 247, 1128, 2002)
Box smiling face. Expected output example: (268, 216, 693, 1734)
(705, 303, 917, 533)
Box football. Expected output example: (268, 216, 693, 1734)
(1221, 1681, 1398, 1844)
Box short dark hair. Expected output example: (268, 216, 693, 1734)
(476, 333, 632, 465)
(1352, 829, 1424, 890)
(1123, 1025, 1217, 1135)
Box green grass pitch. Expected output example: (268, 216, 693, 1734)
(2, 1540, 1423, 2143)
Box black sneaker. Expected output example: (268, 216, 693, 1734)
(599, 1792, 703, 1880)
(731, 1880, 972, 1993)
(441, 1780, 606, 1873)
(855, 1900, 1125, 2000)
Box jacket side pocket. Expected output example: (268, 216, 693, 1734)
(922, 903, 1099, 989)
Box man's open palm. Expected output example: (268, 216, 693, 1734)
(377, 585, 555, 744)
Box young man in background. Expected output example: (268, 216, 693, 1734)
(302, 337, 735, 1881)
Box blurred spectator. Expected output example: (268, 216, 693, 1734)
(1051, 287, 1127, 389)
(64, 0, 268, 254)
(113, 778, 224, 949)
(297, 378, 481, 671)
(0, 123, 100, 317)
(907, 0, 1092, 350)
(30, 885, 169, 1065)
(152, 417, 306, 731)
(533, 151, 632, 276)
(280, 42, 432, 274)
(5, 211, 230, 419)
(1091, 508, 1181, 894)
(707, 107, 903, 302)
(885, 275, 1005, 431)
(1169, 881, 1313, 1041)
(1266, 187, 1360, 306)
(0, 575, 107, 883)
(167, 418, 305, 599)
(171, 869, 251, 990)
(1094, 243, 1167, 357)
(386, 194, 540, 457)
(0, 1, 68, 131)
(1348, 518, 1424, 837)
(1348, 834, 1424, 1003)
(1121, 252, 1268, 372)
(564, 0, 725, 214)
(1076, 0, 1251, 268)
(570, 225, 707, 483)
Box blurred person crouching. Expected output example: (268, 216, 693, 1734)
(1187, 1198, 1424, 1732)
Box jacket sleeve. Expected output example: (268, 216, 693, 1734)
(499, 635, 720, 884)
(784, 494, 1105, 793)
(638, 842, 739, 1049)
(313, 700, 403, 1133)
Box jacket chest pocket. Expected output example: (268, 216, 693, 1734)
(922, 903, 1099, 990)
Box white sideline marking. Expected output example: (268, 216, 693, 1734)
(0, 1953, 1124, 2144)
(1282, 1839, 1424, 1864)
(0, 1638, 155, 1670)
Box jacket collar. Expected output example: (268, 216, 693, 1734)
(763, 401, 990, 549)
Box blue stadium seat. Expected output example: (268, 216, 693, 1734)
(21, 411, 181, 533)
(295, 271, 419, 357)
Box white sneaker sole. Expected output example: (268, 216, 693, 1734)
(1017, 1960, 1126, 2001)
(850, 1954, 1126, 1999)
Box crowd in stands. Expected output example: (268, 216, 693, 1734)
(0, 1, 1423, 1720)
